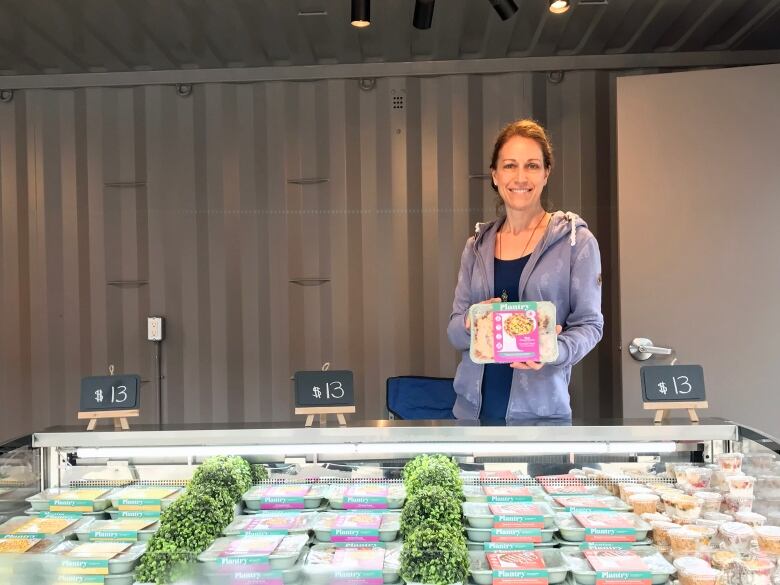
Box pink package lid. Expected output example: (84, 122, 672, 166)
(259, 485, 310, 510)
(344, 485, 388, 509)
(487, 550, 548, 585)
(331, 514, 382, 543)
(583, 549, 651, 585)
(574, 512, 637, 543)
(483, 486, 533, 502)
(555, 496, 615, 510)
(488, 504, 545, 528)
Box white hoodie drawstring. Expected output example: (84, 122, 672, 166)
(564, 212, 577, 246)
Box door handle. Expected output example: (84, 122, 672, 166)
(629, 337, 673, 361)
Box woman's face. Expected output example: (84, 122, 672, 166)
(492, 135, 549, 213)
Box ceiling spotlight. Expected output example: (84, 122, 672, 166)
(487, 0, 519, 21)
(549, 0, 571, 14)
(351, 0, 370, 28)
(413, 0, 435, 30)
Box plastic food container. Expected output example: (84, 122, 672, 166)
(673, 465, 693, 484)
(0, 536, 60, 554)
(734, 511, 766, 527)
(716, 453, 743, 473)
(304, 543, 399, 585)
(650, 520, 679, 549)
(723, 494, 754, 514)
(755, 476, 780, 499)
(242, 485, 326, 511)
(561, 546, 674, 585)
(469, 549, 568, 585)
(741, 557, 775, 585)
(640, 512, 671, 524)
(0, 515, 94, 540)
(468, 301, 559, 364)
(744, 453, 776, 472)
(554, 512, 650, 543)
(74, 518, 160, 542)
(693, 491, 722, 513)
(673, 556, 710, 574)
(464, 525, 556, 544)
(26, 488, 115, 513)
(618, 484, 653, 503)
(685, 467, 713, 490)
(223, 513, 316, 536)
(199, 550, 307, 585)
(702, 511, 733, 523)
(548, 495, 630, 513)
(462, 502, 555, 529)
(678, 565, 721, 585)
(755, 525, 780, 555)
(48, 541, 145, 574)
(107, 486, 181, 511)
(327, 484, 406, 510)
(312, 512, 399, 543)
(717, 521, 754, 553)
(666, 495, 703, 522)
(710, 550, 739, 570)
(463, 485, 547, 503)
(668, 528, 704, 556)
(629, 493, 660, 516)
(198, 535, 309, 570)
(727, 475, 755, 497)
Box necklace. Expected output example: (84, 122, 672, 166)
(498, 211, 548, 302)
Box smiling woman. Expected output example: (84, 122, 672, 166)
(447, 119, 605, 421)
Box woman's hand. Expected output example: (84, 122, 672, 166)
(464, 297, 501, 330)
(510, 325, 563, 370)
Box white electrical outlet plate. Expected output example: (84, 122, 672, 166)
(147, 317, 164, 341)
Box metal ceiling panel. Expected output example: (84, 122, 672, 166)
(0, 0, 778, 77)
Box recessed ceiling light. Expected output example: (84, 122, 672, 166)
(549, 0, 571, 14)
(351, 0, 371, 28)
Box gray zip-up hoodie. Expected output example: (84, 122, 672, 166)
(447, 211, 604, 420)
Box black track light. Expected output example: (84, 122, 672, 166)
(351, 0, 370, 28)
(549, 0, 571, 14)
(487, 0, 519, 21)
(413, 0, 435, 30)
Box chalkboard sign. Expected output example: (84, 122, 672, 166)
(641, 365, 706, 403)
(294, 370, 354, 408)
(80, 375, 140, 411)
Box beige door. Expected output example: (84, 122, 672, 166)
(617, 64, 780, 436)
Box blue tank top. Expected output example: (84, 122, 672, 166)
(480, 254, 531, 420)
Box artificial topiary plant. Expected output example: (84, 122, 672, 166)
(250, 463, 269, 484)
(403, 454, 459, 486)
(400, 484, 463, 536)
(400, 518, 469, 585)
(188, 455, 252, 502)
(404, 458, 464, 501)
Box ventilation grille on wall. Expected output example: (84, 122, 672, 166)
(392, 95, 405, 110)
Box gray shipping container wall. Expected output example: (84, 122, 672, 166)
(0, 71, 615, 441)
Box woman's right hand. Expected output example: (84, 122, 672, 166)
(465, 297, 502, 330)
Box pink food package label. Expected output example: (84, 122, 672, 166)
(483, 486, 534, 503)
(584, 550, 651, 584)
(259, 485, 309, 510)
(344, 485, 389, 510)
(331, 514, 382, 543)
(489, 503, 545, 528)
(554, 497, 614, 510)
(574, 513, 637, 543)
(490, 303, 541, 363)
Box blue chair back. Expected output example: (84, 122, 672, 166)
(386, 376, 456, 420)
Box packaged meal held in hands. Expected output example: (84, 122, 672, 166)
(469, 301, 558, 364)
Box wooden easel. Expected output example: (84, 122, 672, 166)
(78, 409, 140, 431)
(644, 401, 708, 424)
(295, 406, 355, 427)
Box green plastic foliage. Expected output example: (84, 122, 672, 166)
(404, 458, 464, 501)
(250, 463, 269, 484)
(189, 455, 252, 502)
(400, 519, 469, 585)
(403, 454, 459, 485)
(135, 455, 253, 584)
(400, 485, 463, 536)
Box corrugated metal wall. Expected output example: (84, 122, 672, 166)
(0, 71, 613, 440)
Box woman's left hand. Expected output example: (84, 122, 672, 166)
(510, 325, 563, 371)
